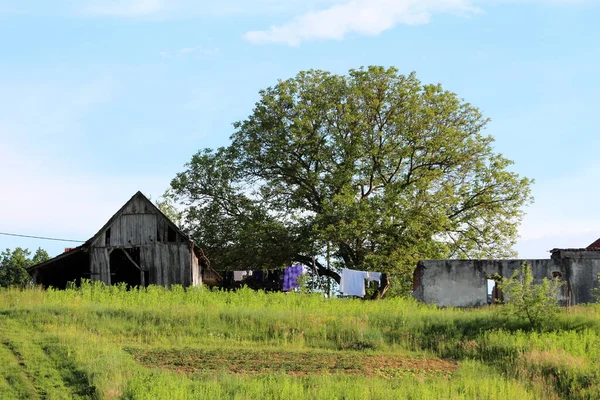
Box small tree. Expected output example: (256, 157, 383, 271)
(0, 247, 49, 288)
(32, 248, 50, 265)
(500, 262, 564, 329)
(0, 248, 32, 288)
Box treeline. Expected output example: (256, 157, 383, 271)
(0, 247, 49, 288)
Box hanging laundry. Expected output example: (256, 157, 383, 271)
(283, 264, 303, 291)
(340, 268, 368, 297)
(233, 271, 247, 281)
(366, 272, 382, 287)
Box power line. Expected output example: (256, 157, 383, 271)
(0, 232, 85, 243)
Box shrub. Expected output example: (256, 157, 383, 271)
(500, 262, 564, 330)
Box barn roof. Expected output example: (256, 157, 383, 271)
(26, 246, 85, 272)
(587, 237, 600, 250)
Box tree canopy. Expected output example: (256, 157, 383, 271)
(0, 247, 49, 288)
(153, 190, 184, 229)
(171, 66, 532, 295)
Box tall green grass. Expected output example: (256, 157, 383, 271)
(0, 281, 599, 399)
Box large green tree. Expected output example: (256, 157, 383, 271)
(171, 67, 532, 295)
(0, 247, 49, 288)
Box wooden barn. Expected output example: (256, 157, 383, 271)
(28, 191, 217, 289)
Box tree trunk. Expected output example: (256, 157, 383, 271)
(370, 273, 389, 300)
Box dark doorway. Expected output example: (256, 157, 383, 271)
(110, 249, 142, 288)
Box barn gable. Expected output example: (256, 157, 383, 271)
(86, 191, 189, 249)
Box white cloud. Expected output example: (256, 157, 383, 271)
(244, 0, 480, 45)
(244, 0, 599, 45)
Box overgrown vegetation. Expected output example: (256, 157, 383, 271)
(500, 262, 564, 329)
(0, 282, 598, 399)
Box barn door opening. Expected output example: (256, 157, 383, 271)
(110, 248, 142, 288)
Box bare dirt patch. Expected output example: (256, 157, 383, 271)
(126, 347, 457, 378)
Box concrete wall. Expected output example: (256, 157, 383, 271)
(413, 256, 600, 307)
(561, 255, 600, 304)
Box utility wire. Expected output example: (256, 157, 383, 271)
(0, 232, 85, 243)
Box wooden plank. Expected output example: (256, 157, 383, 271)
(181, 245, 191, 287)
(163, 245, 170, 286)
(169, 246, 176, 287)
(90, 248, 110, 285)
(164, 246, 170, 286)
(111, 214, 157, 246)
(141, 246, 157, 285)
(191, 251, 200, 286)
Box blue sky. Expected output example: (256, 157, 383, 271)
(1, 0, 599, 258)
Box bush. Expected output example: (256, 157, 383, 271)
(500, 262, 564, 330)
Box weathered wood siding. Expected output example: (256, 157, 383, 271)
(122, 196, 154, 214)
(91, 196, 188, 249)
(91, 213, 157, 247)
(87, 194, 196, 287)
(90, 247, 110, 284)
(191, 251, 200, 286)
(140, 243, 191, 286)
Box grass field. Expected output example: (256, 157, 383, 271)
(0, 282, 599, 399)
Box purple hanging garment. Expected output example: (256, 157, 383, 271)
(283, 265, 303, 291)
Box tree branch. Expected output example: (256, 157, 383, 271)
(293, 254, 340, 283)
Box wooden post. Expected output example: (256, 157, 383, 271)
(326, 242, 331, 298)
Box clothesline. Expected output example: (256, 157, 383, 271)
(339, 268, 383, 298)
(220, 264, 306, 292)
(219, 265, 383, 298)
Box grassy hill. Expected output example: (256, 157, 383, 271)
(0, 282, 598, 399)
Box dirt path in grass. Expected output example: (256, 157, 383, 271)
(127, 347, 457, 378)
